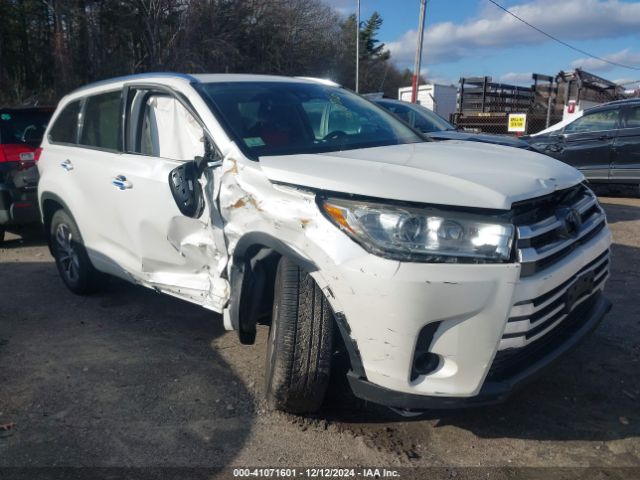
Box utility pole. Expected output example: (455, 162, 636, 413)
(356, 0, 360, 93)
(411, 0, 427, 103)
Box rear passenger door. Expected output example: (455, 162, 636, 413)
(114, 85, 228, 310)
(611, 104, 640, 184)
(560, 108, 620, 181)
(49, 90, 138, 274)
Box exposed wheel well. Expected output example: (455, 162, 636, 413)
(230, 244, 281, 344)
(231, 240, 363, 377)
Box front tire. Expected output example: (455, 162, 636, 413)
(50, 209, 103, 294)
(265, 257, 334, 414)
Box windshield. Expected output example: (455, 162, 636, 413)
(196, 82, 424, 159)
(0, 110, 52, 146)
(376, 101, 455, 133)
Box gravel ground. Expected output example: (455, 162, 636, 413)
(0, 196, 639, 478)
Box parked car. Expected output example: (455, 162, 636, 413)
(525, 98, 640, 191)
(38, 74, 611, 415)
(374, 98, 530, 148)
(0, 107, 52, 242)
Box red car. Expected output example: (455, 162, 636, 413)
(0, 107, 53, 242)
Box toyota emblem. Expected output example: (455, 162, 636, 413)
(557, 207, 582, 238)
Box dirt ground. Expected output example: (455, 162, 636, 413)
(1, 196, 639, 478)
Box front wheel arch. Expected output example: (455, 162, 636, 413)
(229, 233, 320, 345)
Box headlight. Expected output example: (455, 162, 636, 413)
(320, 197, 514, 262)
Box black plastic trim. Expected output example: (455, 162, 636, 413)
(333, 312, 367, 379)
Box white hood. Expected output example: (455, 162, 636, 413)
(259, 141, 583, 210)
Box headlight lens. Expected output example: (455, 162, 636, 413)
(321, 198, 514, 262)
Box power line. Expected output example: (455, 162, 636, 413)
(487, 0, 640, 71)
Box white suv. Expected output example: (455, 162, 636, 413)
(38, 73, 612, 414)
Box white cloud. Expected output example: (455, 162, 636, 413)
(499, 72, 533, 84)
(323, 0, 355, 15)
(571, 49, 640, 72)
(613, 78, 640, 86)
(386, 0, 640, 67)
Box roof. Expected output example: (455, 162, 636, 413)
(584, 97, 640, 114)
(69, 72, 324, 95)
(599, 97, 640, 107)
(192, 73, 325, 84)
(70, 72, 199, 94)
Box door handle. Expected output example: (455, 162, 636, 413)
(112, 175, 132, 190)
(60, 159, 74, 171)
(597, 135, 609, 141)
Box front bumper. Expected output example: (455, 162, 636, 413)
(316, 221, 612, 405)
(346, 293, 611, 409)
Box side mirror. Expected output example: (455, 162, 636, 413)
(169, 161, 204, 218)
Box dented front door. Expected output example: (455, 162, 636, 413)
(115, 87, 229, 311)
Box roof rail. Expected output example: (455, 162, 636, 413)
(295, 77, 340, 87)
(70, 72, 200, 94)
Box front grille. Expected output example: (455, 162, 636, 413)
(513, 184, 607, 277)
(486, 185, 610, 383)
(499, 250, 609, 351)
(487, 292, 601, 382)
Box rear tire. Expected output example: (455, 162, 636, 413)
(50, 209, 104, 294)
(265, 257, 334, 414)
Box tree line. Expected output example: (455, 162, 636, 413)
(0, 0, 419, 106)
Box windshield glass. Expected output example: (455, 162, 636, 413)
(0, 109, 52, 146)
(376, 101, 455, 133)
(196, 82, 424, 159)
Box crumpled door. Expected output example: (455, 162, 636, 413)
(116, 89, 229, 311)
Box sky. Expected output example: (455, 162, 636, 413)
(326, 0, 640, 88)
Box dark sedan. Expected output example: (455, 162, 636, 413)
(525, 99, 640, 191)
(374, 99, 529, 149)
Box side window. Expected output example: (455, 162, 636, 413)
(625, 106, 640, 128)
(80, 91, 122, 150)
(386, 104, 412, 125)
(564, 109, 618, 134)
(129, 91, 205, 161)
(49, 101, 81, 144)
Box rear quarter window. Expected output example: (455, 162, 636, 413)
(49, 101, 82, 144)
(625, 106, 640, 128)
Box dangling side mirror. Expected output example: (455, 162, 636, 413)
(169, 161, 205, 218)
(168, 136, 223, 218)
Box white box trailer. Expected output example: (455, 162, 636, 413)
(398, 83, 457, 121)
